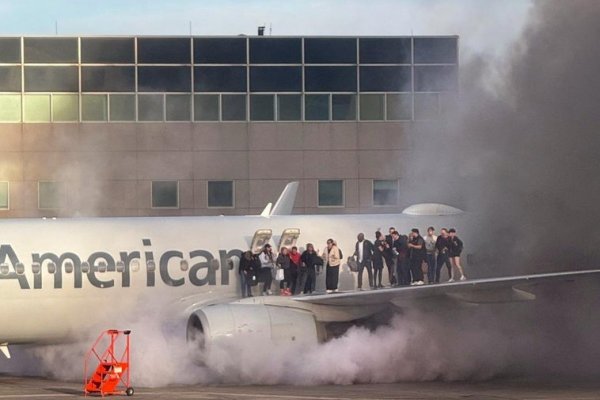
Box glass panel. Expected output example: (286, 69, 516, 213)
(373, 180, 398, 206)
(359, 94, 384, 121)
(24, 94, 51, 122)
(414, 93, 439, 120)
(305, 66, 357, 92)
(277, 94, 301, 121)
(208, 181, 234, 207)
(0, 66, 21, 91)
(359, 38, 412, 64)
(138, 94, 164, 122)
(82, 94, 108, 122)
(137, 38, 191, 64)
(249, 66, 301, 92)
(24, 38, 77, 63)
(24, 66, 78, 92)
(360, 66, 411, 92)
(0, 182, 8, 209)
(194, 38, 246, 64)
(81, 38, 135, 63)
(414, 37, 458, 64)
(194, 94, 219, 121)
(138, 66, 191, 92)
(305, 94, 329, 121)
(386, 93, 412, 120)
(332, 94, 356, 121)
(304, 38, 356, 64)
(0, 38, 21, 63)
(52, 94, 79, 122)
(414, 65, 458, 92)
(166, 94, 191, 121)
(152, 181, 179, 208)
(81, 66, 135, 92)
(249, 38, 301, 64)
(0, 95, 21, 122)
(250, 94, 274, 121)
(109, 94, 136, 121)
(318, 180, 343, 207)
(194, 66, 246, 92)
(39, 181, 60, 209)
(221, 94, 246, 121)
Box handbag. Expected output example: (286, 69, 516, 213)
(275, 268, 285, 281)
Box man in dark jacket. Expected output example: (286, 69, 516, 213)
(392, 231, 410, 286)
(297, 243, 323, 295)
(353, 233, 374, 290)
(384, 227, 396, 285)
(408, 228, 426, 285)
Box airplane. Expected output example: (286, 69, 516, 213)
(1, 182, 599, 361)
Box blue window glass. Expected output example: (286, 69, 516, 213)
(359, 38, 412, 64)
(414, 38, 458, 64)
(305, 94, 329, 121)
(24, 66, 78, 92)
(137, 38, 191, 64)
(194, 67, 247, 92)
(249, 67, 301, 92)
(82, 66, 135, 92)
(414, 66, 458, 92)
(359, 66, 411, 92)
(304, 38, 356, 64)
(305, 66, 357, 92)
(249, 38, 301, 64)
(194, 38, 247, 64)
(332, 94, 356, 120)
(0, 66, 21, 91)
(24, 38, 78, 63)
(221, 94, 246, 121)
(81, 38, 135, 63)
(138, 66, 191, 92)
(0, 38, 21, 63)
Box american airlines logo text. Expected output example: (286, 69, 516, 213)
(0, 239, 242, 290)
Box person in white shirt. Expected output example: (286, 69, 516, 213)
(424, 226, 438, 284)
(259, 244, 275, 295)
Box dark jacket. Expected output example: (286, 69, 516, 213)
(354, 239, 374, 262)
(276, 253, 291, 269)
(450, 236, 464, 256)
(394, 235, 409, 259)
(435, 235, 451, 254)
(409, 235, 426, 261)
(240, 255, 260, 275)
(301, 251, 323, 269)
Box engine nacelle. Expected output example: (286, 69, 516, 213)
(187, 304, 322, 348)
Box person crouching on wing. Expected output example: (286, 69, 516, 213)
(448, 228, 467, 281)
(259, 244, 275, 295)
(323, 239, 342, 293)
(276, 247, 292, 296)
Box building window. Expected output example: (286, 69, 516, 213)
(38, 181, 60, 210)
(24, 94, 51, 122)
(109, 94, 136, 122)
(138, 94, 164, 122)
(332, 94, 356, 121)
(0, 182, 8, 210)
(318, 180, 344, 207)
(82, 94, 108, 122)
(194, 94, 219, 121)
(250, 94, 274, 121)
(52, 94, 79, 122)
(386, 94, 413, 121)
(305, 94, 329, 121)
(277, 94, 301, 121)
(359, 94, 384, 121)
(221, 94, 246, 121)
(151, 181, 179, 208)
(208, 181, 234, 208)
(166, 94, 191, 122)
(373, 180, 398, 206)
(0, 94, 21, 122)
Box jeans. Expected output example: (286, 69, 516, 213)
(426, 253, 436, 283)
(296, 268, 308, 294)
(436, 252, 452, 282)
(240, 272, 252, 297)
(357, 259, 373, 289)
(410, 258, 424, 282)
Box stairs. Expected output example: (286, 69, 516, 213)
(85, 361, 129, 395)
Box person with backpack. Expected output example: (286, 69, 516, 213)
(322, 238, 342, 293)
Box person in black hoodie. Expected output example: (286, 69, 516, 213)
(407, 228, 426, 285)
(353, 233, 374, 290)
(239, 251, 258, 297)
(373, 231, 386, 288)
(435, 228, 452, 283)
(392, 231, 410, 286)
(297, 243, 323, 294)
(448, 228, 467, 281)
(384, 227, 397, 286)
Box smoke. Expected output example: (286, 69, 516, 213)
(404, 0, 600, 275)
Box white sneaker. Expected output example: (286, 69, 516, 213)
(460, 275, 467, 281)
(410, 282, 417, 286)
(416, 281, 425, 286)
(448, 278, 455, 283)
(326, 289, 333, 294)
(333, 289, 339, 293)
(267, 290, 273, 295)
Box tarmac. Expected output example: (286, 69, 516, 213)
(1, 375, 599, 400)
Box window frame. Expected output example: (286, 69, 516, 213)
(207, 180, 235, 209)
(317, 179, 345, 208)
(372, 179, 399, 207)
(151, 180, 180, 209)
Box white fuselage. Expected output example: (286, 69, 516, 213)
(0, 213, 466, 344)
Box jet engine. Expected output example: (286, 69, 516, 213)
(186, 304, 324, 349)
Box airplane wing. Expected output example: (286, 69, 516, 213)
(292, 269, 600, 307)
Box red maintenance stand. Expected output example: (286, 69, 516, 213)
(84, 329, 134, 397)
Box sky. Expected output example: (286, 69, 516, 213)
(0, 0, 533, 57)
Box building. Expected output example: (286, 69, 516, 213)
(0, 35, 458, 217)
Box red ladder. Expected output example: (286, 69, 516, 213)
(84, 329, 133, 397)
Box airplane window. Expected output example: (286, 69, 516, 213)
(81, 261, 90, 274)
(97, 261, 107, 273)
(180, 260, 189, 272)
(116, 261, 125, 273)
(47, 262, 56, 274)
(130, 260, 140, 273)
(146, 260, 156, 272)
(0, 263, 8, 275)
(15, 262, 25, 275)
(64, 261, 74, 273)
(32, 262, 41, 275)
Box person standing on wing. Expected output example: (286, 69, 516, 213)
(323, 239, 342, 293)
(448, 228, 467, 282)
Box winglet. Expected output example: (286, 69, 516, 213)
(0, 343, 10, 359)
(270, 182, 299, 216)
(260, 202, 273, 217)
